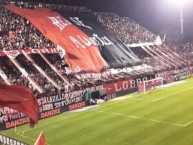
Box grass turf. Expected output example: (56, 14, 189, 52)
(2, 78, 193, 145)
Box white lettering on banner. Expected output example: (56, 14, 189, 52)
(0, 107, 27, 123)
(114, 81, 130, 92)
(92, 34, 113, 46)
(136, 78, 142, 85)
(38, 94, 84, 109)
(0, 48, 58, 57)
(122, 81, 129, 90)
(130, 80, 136, 88)
(4, 50, 20, 58)
(8, 113, 26, 120)
(38, 94, 66, 105)
(88, 37, 98, 46)
(54, 102, 62, 108)
(0, 116, 8, 123)
(48, 16, 71, 31)
(0, 107, 17, 116)
(41, 48, 56, 54)
(70, 17, 93, 30)
(114, 84, 122, 92)
(42, 103, 54, 112)
(90, 36, 100, 46)
(31, 49, 41, 53)
(69, 36, 86, 48)
(131, 77, 148, 88)
(69, 34, 113, 49)
(93, 34, 105, 46)
(38, 86, 101, 106)
(77, 35, 92, 47)
(102, 36, 113, 45)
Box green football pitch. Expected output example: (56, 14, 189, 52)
(2, 78, 193, 145)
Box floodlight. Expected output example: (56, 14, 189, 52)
(170, 0, 190, 34)
(170, 0, 189, 6)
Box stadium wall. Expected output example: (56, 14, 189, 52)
(0, 85, 103, 130)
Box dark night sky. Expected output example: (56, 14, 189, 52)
(30, 0, 193, 35)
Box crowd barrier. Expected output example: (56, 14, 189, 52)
(0, 134, 27, 145)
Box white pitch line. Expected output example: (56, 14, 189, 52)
(15, 114, 80, 145)
(128, 97, 154, 102)
(111, 94, 154, 102)
(95, 110, 184, 127)
(18, 100, 127, 134)
(153, 86, 193, 102)
(18, 114, 79, 134)
(16, 133, 35, 141)
(183, 120, 193, 127)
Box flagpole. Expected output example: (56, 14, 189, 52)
(180, 3, 183, 34)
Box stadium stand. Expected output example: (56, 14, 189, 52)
(0, 0, 192, 100)
(96, 12, 156, 44)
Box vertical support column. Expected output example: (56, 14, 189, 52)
(7, 56, 44, 93)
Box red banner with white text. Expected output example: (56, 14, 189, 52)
(5, 5, 107, 72)
(0, 48, 58, 58)
(104, 79, 132, 95)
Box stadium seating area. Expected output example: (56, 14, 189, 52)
(96, 13, 156, 44)
(176, 43, 193, 66)
(0, 0, 192, 98)
(0, 6, 55, 50)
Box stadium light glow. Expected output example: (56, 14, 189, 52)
(170, 0, 190, 34)
(170, 0, 189, 6)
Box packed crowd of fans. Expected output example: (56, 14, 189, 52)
(0, 0, 192, 98)
(0, 4, 55, 50)
(16, 55, 63, 95)
(0, 56, 29, 86)
(0, 1, 157, 52)
(172, 42, 193, 66)
(174, 42, 193, 53)
(96, 13, 157, 44)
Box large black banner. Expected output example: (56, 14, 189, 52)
(58, 11, 141, 68)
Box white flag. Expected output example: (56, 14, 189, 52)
(154, 35, 162, 45)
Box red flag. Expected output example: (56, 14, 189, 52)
(0, 84, 39, 127)
(34, 132, 46, 145)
